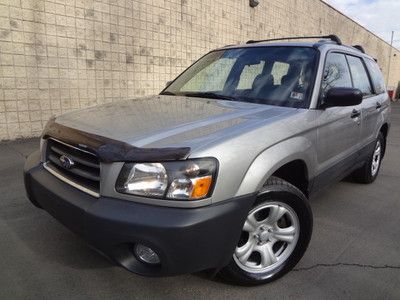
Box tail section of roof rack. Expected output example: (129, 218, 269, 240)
(352, 45, 366, 53)
(246, 35, 342, 45)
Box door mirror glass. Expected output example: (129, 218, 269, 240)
(324, 87, 363, 107)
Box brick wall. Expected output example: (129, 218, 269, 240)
(0, 0, 399, 140)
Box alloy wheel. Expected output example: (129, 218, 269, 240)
(371, 140, 381, 177)
(233, 201, 300, 274)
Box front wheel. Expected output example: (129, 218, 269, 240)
(219, 177, 313, 285)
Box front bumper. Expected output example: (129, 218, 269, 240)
(24, 151, 256, 276)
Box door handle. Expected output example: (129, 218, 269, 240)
(351, 109, 361, 118)
(376, 102, 382, 109)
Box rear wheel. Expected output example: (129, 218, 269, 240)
(351, 133, 384, 183)
(219, 177, 312, 285)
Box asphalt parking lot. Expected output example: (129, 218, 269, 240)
(1, 102, 399, 299)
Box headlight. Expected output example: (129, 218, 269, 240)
(116, 158, 218, 200)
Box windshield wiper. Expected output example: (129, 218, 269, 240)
(180, 92, 236, 101)
(160, 91, 176, 95)
(160, 91, 237, 101)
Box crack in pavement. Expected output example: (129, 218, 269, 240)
(294, 263, 400, 272)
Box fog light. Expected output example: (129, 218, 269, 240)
(134, 244, 160, 265)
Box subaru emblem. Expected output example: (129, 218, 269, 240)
(59, 155, 75, 169)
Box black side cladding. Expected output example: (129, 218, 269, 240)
(42, 118, 191, 163)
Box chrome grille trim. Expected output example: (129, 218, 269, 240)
(44, 138, 100, 197)
(49, 145, 100, 169)
(43, 163, 100, 198)
(47, 138, 97, 156)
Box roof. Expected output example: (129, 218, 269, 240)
(219, 42, 320, 49)
(216, 39, 374, 60)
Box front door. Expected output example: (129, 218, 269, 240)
(314, 52, 362, 190)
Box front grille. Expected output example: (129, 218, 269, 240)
(44, 138, 100, 197)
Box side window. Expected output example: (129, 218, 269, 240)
(237, 61, 265, 90)
(365, 59, 386, 94)
(346, 55, 373, 96)
(321, 53, 352, 97)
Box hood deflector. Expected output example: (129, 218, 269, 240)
(42, 118, 191, 162)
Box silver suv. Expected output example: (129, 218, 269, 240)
(24, 35, 390, 285)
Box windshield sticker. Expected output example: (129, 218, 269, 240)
(290, 91, 304, 101)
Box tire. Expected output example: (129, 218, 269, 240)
(351, 132, 384, 184)
(219, 176, 313, 286)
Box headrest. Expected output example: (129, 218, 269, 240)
(252, 74, 274, 90)
(281, 63, 302, 85)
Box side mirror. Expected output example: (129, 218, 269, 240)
(166, 80, 172, 87)
(323, 87, 363, 108)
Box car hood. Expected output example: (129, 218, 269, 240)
(54, 95, 300, 150)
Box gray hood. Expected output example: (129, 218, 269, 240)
(55, 95, 299, 149)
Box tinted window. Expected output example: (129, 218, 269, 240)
(163, 47, 318, 108)
(346, 55, 373, 96)
(181, 56, 236, 92)
(271, 62, 290, 84)
(237, 61, 265, 89)
(365, 59, 386, 94)
(321, 53, 352, 97)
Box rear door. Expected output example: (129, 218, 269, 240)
(314, 52, 362, 189)
(360, 58, 388, 151)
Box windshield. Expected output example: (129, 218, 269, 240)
(161, 47, 318, 108)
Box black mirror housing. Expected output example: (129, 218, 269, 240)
(323, 87, 363, 108)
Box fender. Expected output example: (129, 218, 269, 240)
(235, 136, 317, 197)
(375, 104, 390, 139)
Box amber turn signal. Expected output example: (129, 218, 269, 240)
(190, 176, 213, 199)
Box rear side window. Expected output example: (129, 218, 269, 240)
(346, 55, 373, 96)
(321, 53, 352, 97)
(365, 59, 386, 94)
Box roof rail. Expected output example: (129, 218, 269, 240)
(246, 35, 342, 45)
(352, 45, 366, 53)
